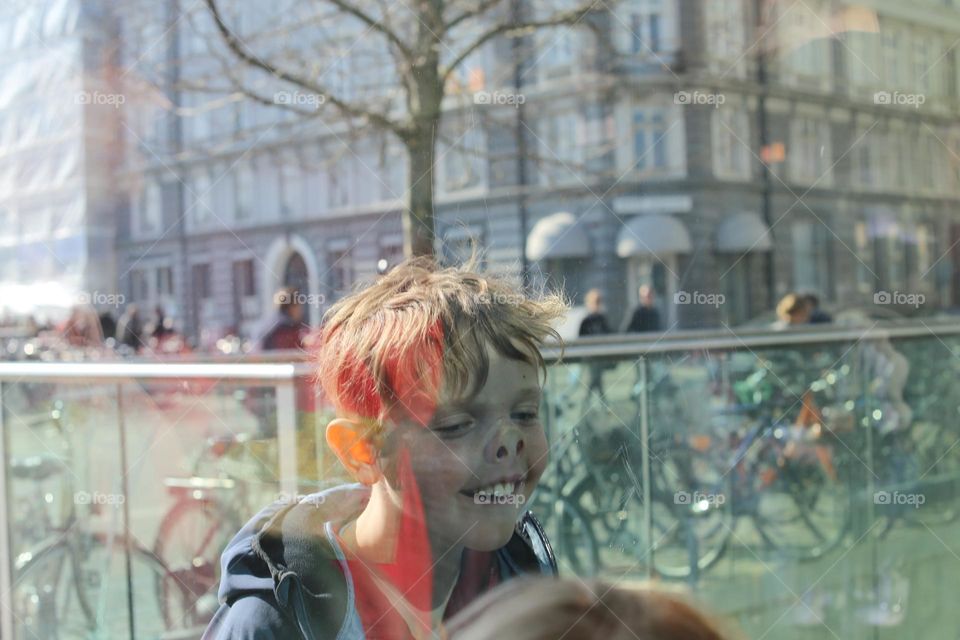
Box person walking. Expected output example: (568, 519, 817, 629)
(115, 304, 143, 352)
(578, 289, 612, 400)
(622, 284, 662, 333)
(260, 287, 308, 351)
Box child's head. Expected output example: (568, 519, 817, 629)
(446, 577, 736, 640)
(315, 257, 566, 550)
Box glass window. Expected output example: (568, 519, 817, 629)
(327, 246, 354, 296)
(633, 109, 668, 171)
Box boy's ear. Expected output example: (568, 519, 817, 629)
(326, 418, 382, 485)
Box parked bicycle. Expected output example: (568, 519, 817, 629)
(10, 402, 193, 639)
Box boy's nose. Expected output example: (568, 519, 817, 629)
(489, 423, 525, 461)
(496, 437, 524, 459)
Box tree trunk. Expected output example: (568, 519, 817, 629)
(404, 132, 438, 258)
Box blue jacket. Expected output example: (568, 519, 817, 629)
(202, 485, 557, 639)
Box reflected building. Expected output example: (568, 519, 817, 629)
(115, 0, 960, 340)
(0, 0, 121, 318)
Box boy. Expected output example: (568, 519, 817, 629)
(203, 257, 566, 639)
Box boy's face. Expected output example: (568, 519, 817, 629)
(390, 341, 549, 552)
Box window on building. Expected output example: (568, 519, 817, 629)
(327, 245, 354, 297)
(440, 226, 485, 268)
(790, 117, 830, 184)
(192, 263, 211, 299)
(540, 111, 580, 184)
(188, 168, 212, 229)
(131, 269, 150, 302)
(379, 237, 404, 273)
(279, 151, 304, 218)
(633, 109, 669, 171)
(328, 162, 350, 209)
(583, 104, 615, 174)
(713, 109, 751, 179)
(232, 259, 258, 321)
(626, 0, 663, 54)
(706, 0, 746, 70)
(157, 266, 174, 297)
(791, 221, 830, 295)
(254, 155, 280, 220)
(442, 124, 484, 192)
(235, 160, 254, 221)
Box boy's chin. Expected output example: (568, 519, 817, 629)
(462, 519, 519, 552)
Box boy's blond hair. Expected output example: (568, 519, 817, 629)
(314, 256, 566, 427)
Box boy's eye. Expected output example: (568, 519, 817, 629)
(433, 420, 474, 437)
(512, 410, 540, 424)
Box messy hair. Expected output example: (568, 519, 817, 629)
(313, 256, 567, 428)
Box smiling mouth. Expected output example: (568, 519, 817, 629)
(460, 475, 526, 502)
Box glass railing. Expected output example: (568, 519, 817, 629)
(1, 322, 959, 638)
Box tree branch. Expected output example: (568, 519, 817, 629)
(204, 0, 410, 139)
(322, 0, 415, 62)
(444, 0, 508, 32)
(440, 1, 602, 85)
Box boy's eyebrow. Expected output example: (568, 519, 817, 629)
(444, 386, 541, 411)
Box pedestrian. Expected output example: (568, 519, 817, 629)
(260, 287, 308, 351)
(622, 284, 662, 333)
(115, 304, 143, 352)
(579, 289, 612, 399)
(803, 293, 832, 324)
(773, 293, 811, 329)
(152, 305, 171, 340)
(98, 311, 116, 345)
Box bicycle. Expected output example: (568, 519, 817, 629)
(10, 403, 193, 639)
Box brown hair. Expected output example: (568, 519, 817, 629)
(313, 256, 567, 427)
(446, 577, 737, 640)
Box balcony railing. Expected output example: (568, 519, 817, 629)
(1, 320, 959, 638)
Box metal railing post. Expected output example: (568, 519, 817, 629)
(637, 357, 654, 579)
(276, 380, 298, 498)
(0, 381, 14, 640)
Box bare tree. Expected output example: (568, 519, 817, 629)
(196, 0, 604, 257)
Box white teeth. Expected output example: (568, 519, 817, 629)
(474, 479, 523, 498)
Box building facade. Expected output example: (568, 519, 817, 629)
(116, 0, 960, 342)
(0, 0, 120, 319)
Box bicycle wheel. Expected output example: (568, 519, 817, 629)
(900, 422, 960, 527)
(529, 487, 599, 577)
(647, 446, 733, 579)
(154, 497, 239, 630)
(12, 540, 94, 639)
(750, 441, 850, 560)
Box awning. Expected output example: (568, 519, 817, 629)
(716, 212, 772, 252)
(616, 215, 691, 257)
(525, 212, 591, 261)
